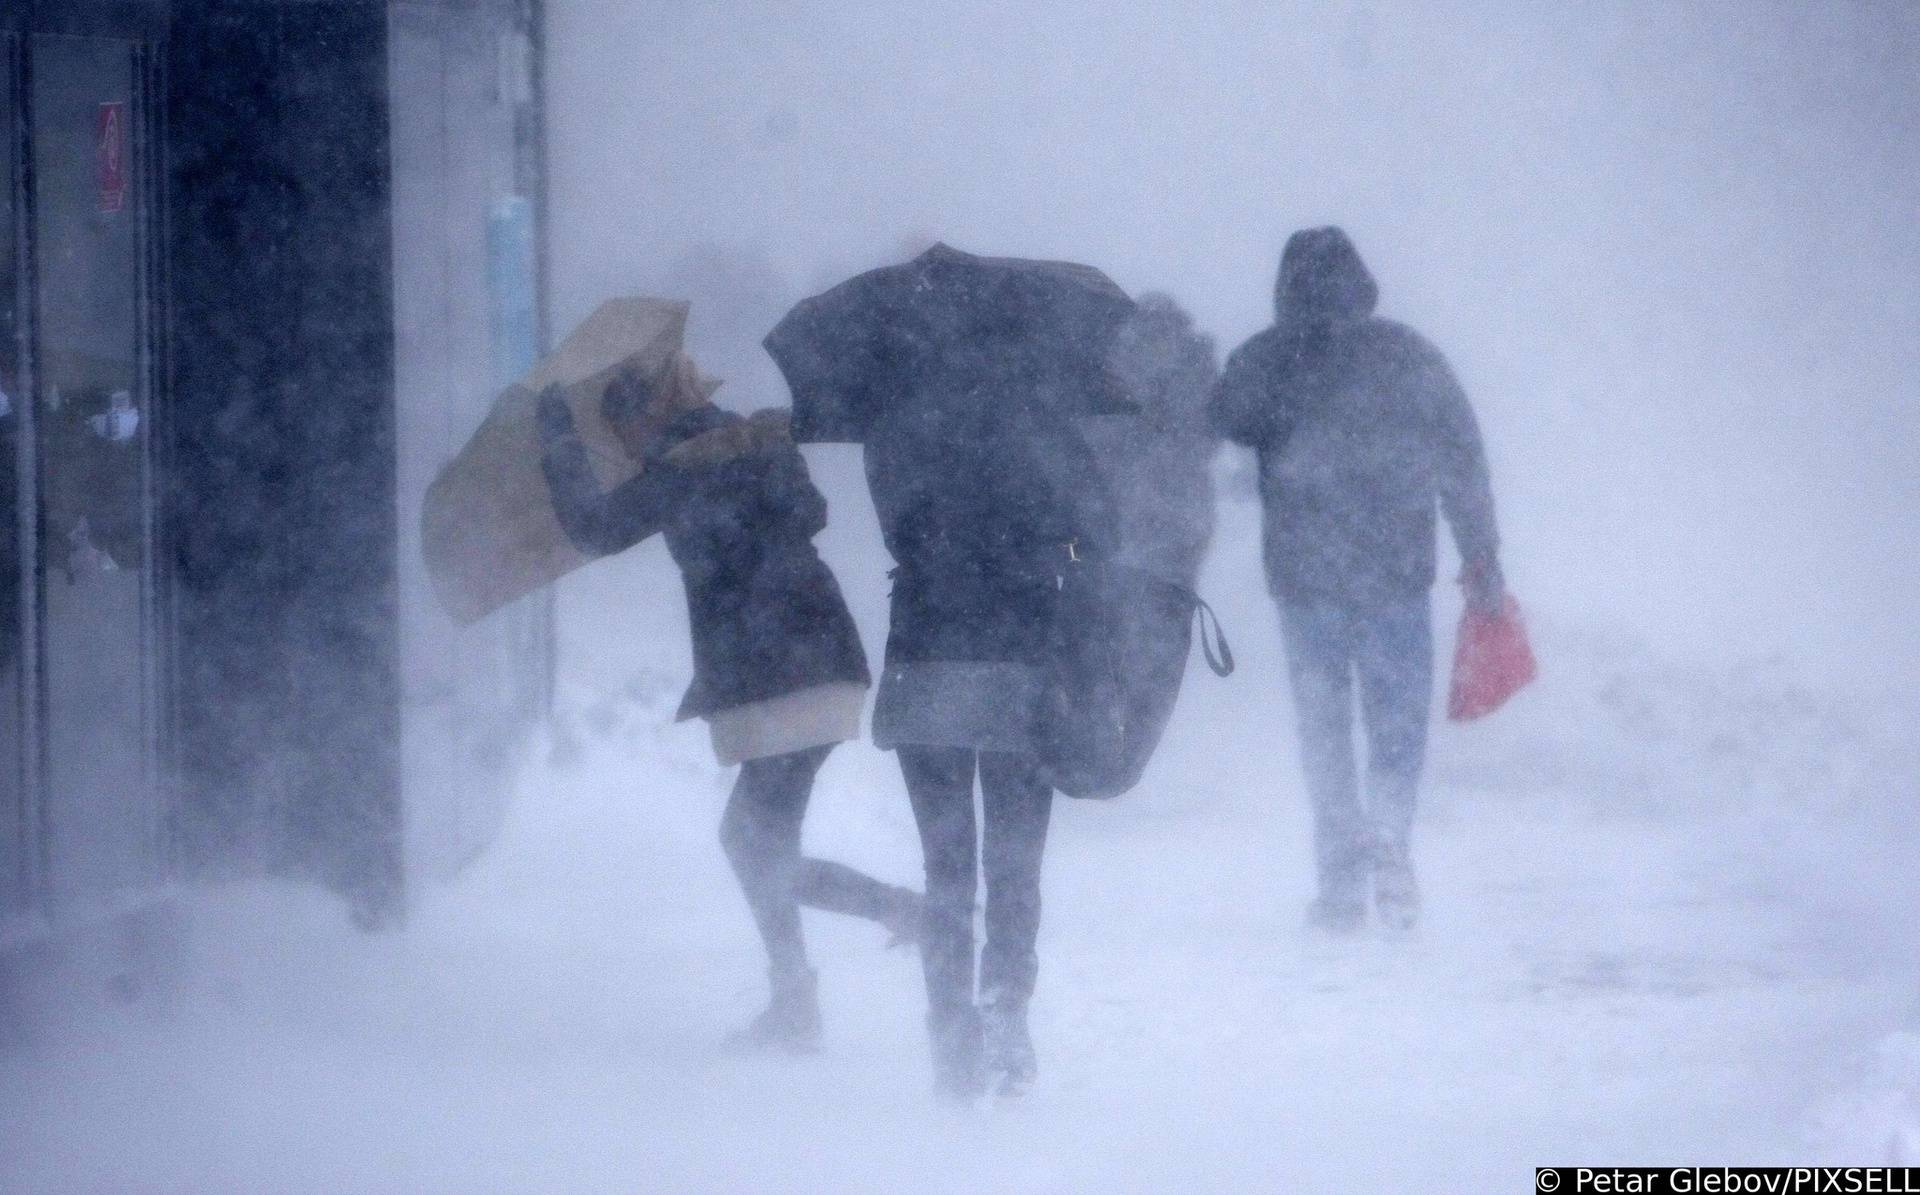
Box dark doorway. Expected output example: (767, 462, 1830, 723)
(165, 3, 400, 921)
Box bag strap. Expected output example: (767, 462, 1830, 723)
(1194, 597, 1235, 677)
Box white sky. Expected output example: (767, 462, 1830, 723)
(548, 0, 1920, 687)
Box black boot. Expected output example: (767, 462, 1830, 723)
(981, 993, 1036, 1099)
(927, 1004, 986, 1103)
(727, 966, 821, 1054)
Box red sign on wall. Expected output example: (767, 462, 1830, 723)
(96, 101, 127, 214)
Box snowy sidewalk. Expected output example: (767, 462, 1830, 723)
(6, 653, 1918, 1192)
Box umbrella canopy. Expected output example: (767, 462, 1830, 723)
(422, 297, 702, 624)
(764, 243, 1136, 443)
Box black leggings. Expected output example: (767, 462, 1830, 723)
(720, 744, 907, 976)
(898, 746, 1054, 1017)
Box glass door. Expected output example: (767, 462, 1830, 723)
(29, 33, 155, 912)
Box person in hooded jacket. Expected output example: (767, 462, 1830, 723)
(865, 366, 1116, 1101)
(536, 354, 917, 1052)
(1210, 227, 1505, 933)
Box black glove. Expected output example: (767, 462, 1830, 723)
(534, 385, 576, 444)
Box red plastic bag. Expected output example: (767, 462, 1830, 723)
(1447, 594, 1537, 721)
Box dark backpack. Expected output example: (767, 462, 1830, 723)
(1038, 548, 1232, 799)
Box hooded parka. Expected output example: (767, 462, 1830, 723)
(1209, 228, 1499, 607)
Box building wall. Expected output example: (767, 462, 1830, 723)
(1, 0, 549, 954)
(390, 0, 552, 883)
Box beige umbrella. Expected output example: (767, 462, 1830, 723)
(422, 297, 714, 624)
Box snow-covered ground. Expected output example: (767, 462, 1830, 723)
(6, 498, 1919, 1193)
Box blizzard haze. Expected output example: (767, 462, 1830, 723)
(8, 3, 1920, 1192)
(550, 0, 1920, 687)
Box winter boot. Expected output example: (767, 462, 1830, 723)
(1306, 830, 1372, 935)
(726, 965, 821, 1054)
(1304, 894, 1366, 935)
(1373, 841, 1421, 932)
(1305, 863, 1369, 935)
(927, 1004, 986, 1103)
(981, 992, 1036, 1099)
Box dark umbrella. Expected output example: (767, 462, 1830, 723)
(764, 242, 1136, 443)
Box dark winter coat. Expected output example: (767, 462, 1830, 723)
(540, 402, 870, 721)
(865, 386, 1114, 670)
(1209, 227, 1499, 607)
(863, 372, 1116, 752)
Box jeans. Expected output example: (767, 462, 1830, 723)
(897, 746, 1054, 1018)
(720, 744, 910, 977)
(1279, 593, 1433, 902)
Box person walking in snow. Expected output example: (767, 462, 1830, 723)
(863, 390, 1114, 1101)
(1210, 227, 1505, 933)
(537, 352, 918, 1052)
(766, 244, 1135, 1100)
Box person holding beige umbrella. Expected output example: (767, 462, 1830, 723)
(427, 299, 918, 1052)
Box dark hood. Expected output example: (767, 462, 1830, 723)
(1274, 226, 1378, 325)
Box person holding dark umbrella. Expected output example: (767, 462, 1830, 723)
(768, 244, 1129, 1100)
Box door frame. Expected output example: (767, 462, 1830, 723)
(3, 30, 41, 924)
